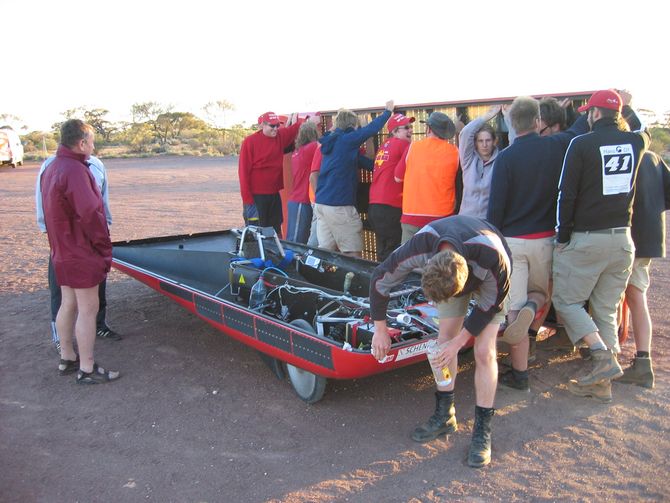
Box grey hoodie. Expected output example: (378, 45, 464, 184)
(457, 117, 499, 219)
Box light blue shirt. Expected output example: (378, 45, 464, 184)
(35, 154, 112, 232)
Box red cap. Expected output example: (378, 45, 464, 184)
(578, 90, 622, 113)
(258, 112, 281, 125)
(387, 113, 415, 133)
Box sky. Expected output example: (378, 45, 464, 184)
(2, 0, 669, 132)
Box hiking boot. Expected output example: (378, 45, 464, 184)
(615, 357, 654, 389)
(411, 391, 458, 443)
(96, 326, 122, 341)
(579, 346, 592, 360)
(499, 369, 530, 392)
(468, 406, 494, 468)
(542, 327, 575, 352)
(575, 349, 623, 386)
(501, 304, 535, 345)
(567, 379, 612, 403)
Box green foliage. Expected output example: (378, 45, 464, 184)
(131, 102, 168, 123)
(20, 131, 57, 158)
(84, 108, 115, 142)
(649, 127, 670, 159)
(117, 122, 156, 153)
(40, 101, 254, 158)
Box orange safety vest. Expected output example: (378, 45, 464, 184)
(402, 137, 459, 218)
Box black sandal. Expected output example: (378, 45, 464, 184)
(76, 363, 120, 384)
(58, 357, 80, 375)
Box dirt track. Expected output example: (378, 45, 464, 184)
(1, 157, 668, 502)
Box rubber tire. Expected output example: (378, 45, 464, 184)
(287, 319, 327, 404)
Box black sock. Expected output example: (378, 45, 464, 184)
(528, 328, 538, 340)
(636, 351, 650, 358)
(437, 389, 454, 399)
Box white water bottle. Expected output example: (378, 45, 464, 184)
(426, 339, 452, 387)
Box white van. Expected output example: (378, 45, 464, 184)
(0, 127, 24, 168)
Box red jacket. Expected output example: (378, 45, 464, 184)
(41, 145, 112, 288)
(238, 122, 300, 204)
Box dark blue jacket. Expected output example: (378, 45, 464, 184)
(631, 151, 670, 257)
(316, 109, 391, 206)
(487, 114, 588, 236)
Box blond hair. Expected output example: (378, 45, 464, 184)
(509, 96, 540, 134)
(334, 109, 358, 130)
(421, 250, 468, 303)
(296, 121, 319, 148)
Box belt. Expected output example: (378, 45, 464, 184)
(582, 227, 628, 235)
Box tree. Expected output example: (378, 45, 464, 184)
(121, 122, 155, 153)
(0, 113, 26, 131)
(84, 108, 115, 142)
(202, 100, 235, 128)
(131, 102, 170, 123)
(153, 112, 208, 145)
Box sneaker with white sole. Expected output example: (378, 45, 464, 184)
(96, 327, 122, 341)
(501, 305, 535, 345)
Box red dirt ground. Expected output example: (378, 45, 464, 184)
(1, 157, 668, 502)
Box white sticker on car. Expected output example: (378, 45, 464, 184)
(395, 340, 432, 362)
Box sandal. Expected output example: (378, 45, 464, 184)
(76, 363, 120, 384)
(58, 357, 80, 375)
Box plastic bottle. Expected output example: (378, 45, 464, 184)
(249, 276, 267, 310)
(426, 339, 452, 386)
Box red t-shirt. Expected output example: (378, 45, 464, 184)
(238, 122, 300, 204)
(308, 144, 323, 203)
(369, 137, 410, 208)
(289, 141, 318, 204)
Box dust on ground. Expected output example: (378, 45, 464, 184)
(1, 157, 668, 502)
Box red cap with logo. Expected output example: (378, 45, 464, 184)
(577, 90, 622, 113)
(387, 113, 415, 133)
(258, 112, 281, 125)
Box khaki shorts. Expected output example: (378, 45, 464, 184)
(506, 236, 553, 311)
(628, 257, 651, 293)
(314, 204, 363, 253)
(401, 223, 421, 244)
(436, 292, 508, 325)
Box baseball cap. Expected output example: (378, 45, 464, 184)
(258, 112, 281, 125)
(421, 112, 456, 140)
(577, 90, 622, 113)
(387, 113, 415, 133)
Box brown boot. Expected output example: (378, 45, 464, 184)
(575, 349, 623, 386)
(616, 357, 654, 389)
(567, 379, 612, 403)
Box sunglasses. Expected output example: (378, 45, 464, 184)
(266, 123, 280, 129)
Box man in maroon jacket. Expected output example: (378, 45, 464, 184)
(40, 119, 119, 384)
